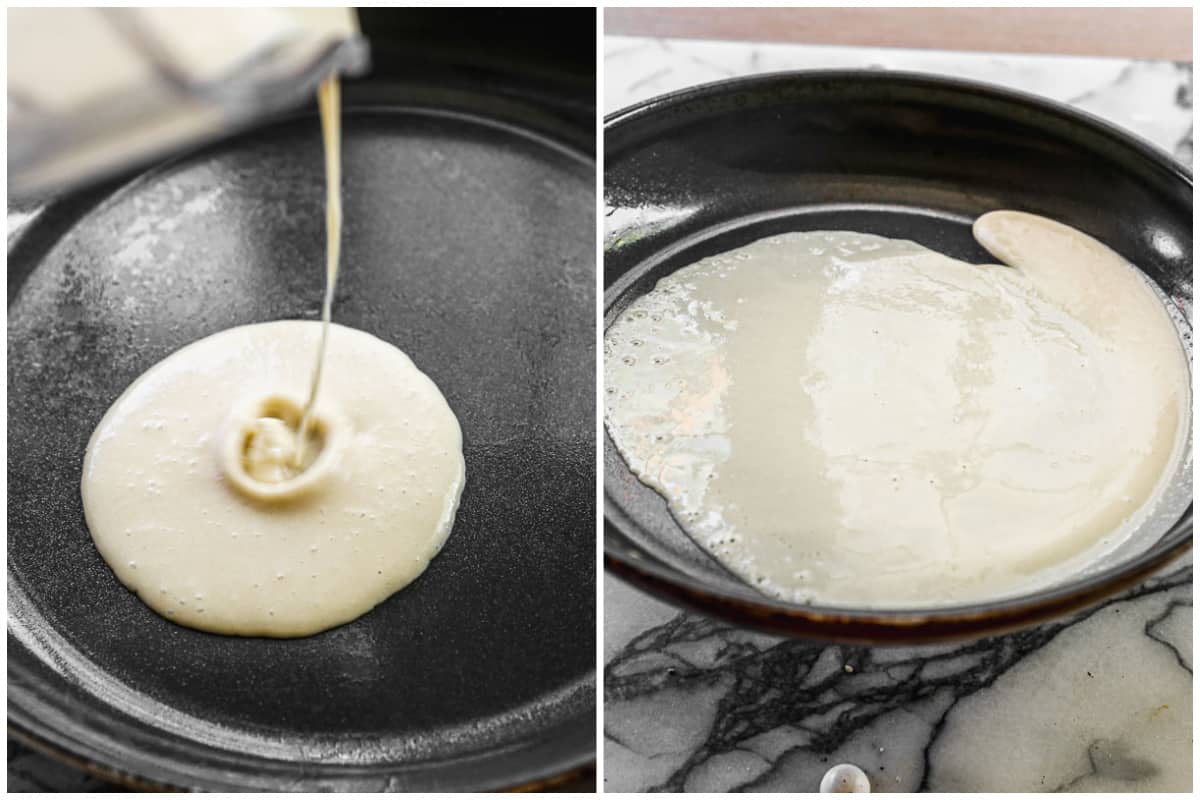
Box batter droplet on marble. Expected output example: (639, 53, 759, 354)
(821, 763, 871, 793)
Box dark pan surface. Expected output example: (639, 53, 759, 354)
(604, 71, 1192, 642)
(9, 86, 595, 790)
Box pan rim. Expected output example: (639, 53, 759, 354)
(9, 571, 596, 791)
(603, 67, 1193, 186)
(602, 68, 1193, 643)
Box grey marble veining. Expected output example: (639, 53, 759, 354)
(605, 567, 1191, 793)
(604, 36, 1192, 794)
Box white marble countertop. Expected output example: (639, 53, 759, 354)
(603, 35, 1192, 793)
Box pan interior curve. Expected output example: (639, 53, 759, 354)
(8, 104, 596, 789)
(603, 75, 1192, 626)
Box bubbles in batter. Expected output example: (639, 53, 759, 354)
(82, 321, 465, 637)
(604, 212, 1190, 608)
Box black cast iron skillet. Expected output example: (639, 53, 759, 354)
(604, 71, 1192, 644)
(8, 24, 596, 793)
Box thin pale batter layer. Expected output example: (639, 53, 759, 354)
(82, 320, 465, 636)
(604, 213, 1189, 608)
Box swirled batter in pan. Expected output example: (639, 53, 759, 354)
(81, 77, 466, 637)
(82, 320, 465, 637)
(605, 212, 1190, 607)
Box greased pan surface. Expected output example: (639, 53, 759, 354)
(8, 82, 595, 791)
(603, 71, 1192, 643)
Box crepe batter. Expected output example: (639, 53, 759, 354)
(82, 77, 466, 636)
(604, 212, 1189, 607)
